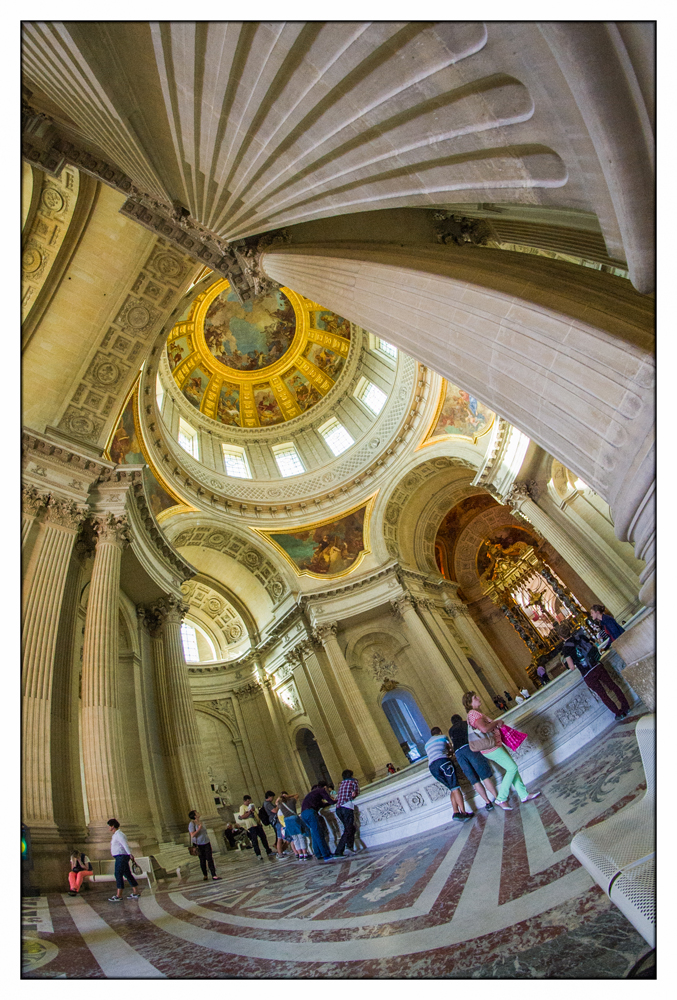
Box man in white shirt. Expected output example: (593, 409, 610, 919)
(107, 818, 140, 902)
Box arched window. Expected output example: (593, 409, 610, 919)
(381, 689, 429, 763)
(180, 620, 216, 663)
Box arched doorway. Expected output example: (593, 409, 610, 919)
(381, 689, 429, 763)
(296, 728, 332, 787)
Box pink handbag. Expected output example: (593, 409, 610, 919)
(499, 724, 528, 751)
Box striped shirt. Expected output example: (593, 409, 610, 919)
(336, 778, 360, 809)
(424, 734, 451, 764)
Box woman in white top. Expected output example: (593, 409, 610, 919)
(107, 818, 140, 902)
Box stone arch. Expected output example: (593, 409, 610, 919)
(378, 453, 480, 567)
(194, 703, 239, 741)
(454, 505, 527, 600)
(344, 624, 410, 667)
(263, 250, 654, 602)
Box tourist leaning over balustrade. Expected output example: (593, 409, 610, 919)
(463, 692, 541, 812)
(424, 728, 473, 822)
(449, 714, 497, 811)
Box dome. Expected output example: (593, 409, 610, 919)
(167, 278, 351, 427)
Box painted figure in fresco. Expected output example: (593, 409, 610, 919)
(182, 376, 204, 408)
(217, 387, 240, 425)
(286, 373, 322, 411)
(307, 344, 343, 380)
(255, 389, 282, 424)
(316, 311, 351, 339)
(168, 342, 185, 370)
(204, 288, 295, 371)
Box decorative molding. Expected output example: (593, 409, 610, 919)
(368, 798, 405, 822)
(92, 512, 130, 546)
(170, 524, 288, 605)
(43, 496, 88, 529)
(390, 595, 414, 620)
(22, 485, 49, 517)
(313, 622, 338, 644)
(370, 650, 398, 682)
(431, 210, 495, 247)
(233, 681, 263, 703)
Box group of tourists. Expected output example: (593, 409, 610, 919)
(233, 770, 361, 864)
(66, 605, 630, 901)
(424, 604, 630, 815)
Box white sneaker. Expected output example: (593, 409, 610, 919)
(108, 896, 122, 902)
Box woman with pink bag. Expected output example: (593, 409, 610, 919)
(462, 691, 541, 812)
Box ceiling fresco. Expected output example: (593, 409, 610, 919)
(422, 379, 496, 445)
(166, 278, 352, 428)
(252, 495, 376, 579)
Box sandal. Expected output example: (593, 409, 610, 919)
(494, 800, 513, 811)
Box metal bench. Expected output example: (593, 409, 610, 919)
(571, 714, 655, 946)
(88, 856, 156, 892)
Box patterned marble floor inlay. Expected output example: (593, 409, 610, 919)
(23, 713, 653, 979)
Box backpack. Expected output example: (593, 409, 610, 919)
(569, 633, 601, 674)
(258, 805, 271, 826)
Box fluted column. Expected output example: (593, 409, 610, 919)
(506, 482, 629, 616)
(141, 607, 184, 840)
(312, 625, 391, 780)
(152, 595, 220, 824)
(443, 600, 517, 694)
(81, 514, 136, 845)
(412, 596, 494, 705)
(261, 674, 307, 792)
(390, 595, 469, 722)
(22, 498, 87, 837)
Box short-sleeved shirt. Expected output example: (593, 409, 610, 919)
(424, 734, 451, 764)
(301, 788, 334, 812)
(466, 710, 501, 755)
(262, 800, 278, 825)
(448, 720, 469, 751)
(237, 803, 260, 829)
(189, 820, 210, 845)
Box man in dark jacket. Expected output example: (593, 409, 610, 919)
(561, 628, 630, 720)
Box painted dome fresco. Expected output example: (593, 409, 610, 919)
(166, 278, 351, 428)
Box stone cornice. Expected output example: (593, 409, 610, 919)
(22, 428, 112, 480)
(128, 480, 195, 585)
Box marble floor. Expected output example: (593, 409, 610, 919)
(22, 712, 653, 979)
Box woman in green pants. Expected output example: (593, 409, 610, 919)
(462, 691, 541, 811)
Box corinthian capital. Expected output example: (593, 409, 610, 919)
(93, 513, 130, 547)
(505, 481, 533, 510)
(390, 595, 414, 620)
(22, 486, 48, 518)
(44, 497, 88, 529)
(312, 622, 338, 644)
(151, 594, 190, 628)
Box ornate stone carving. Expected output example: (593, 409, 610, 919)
(405, 790, 426, 810)
(370, 650, 398, 682)
(368, 798, 405, 822)
(424, 782, 449, 803)
(277, 682, 302, 715)
(390, 595, 414, 620)
(313, 622, 338, 644)
(22, 486, 48, 517)
(380, 678, 399, 692)
(233, 681, 263, 703)
(505, 482, 533, 510)
(414, 596, 436, 613)
(44, 497, 88, 529)
(276, 663, 293, 683)
(556, 691, 593, 729)
(92, 513, 131, 547)
(432, 211, 494, 246)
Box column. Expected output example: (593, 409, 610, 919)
(81, 514, 137, 848)
(151, 595, 221, 828)
(22, 497, 87, 883)
(290, 647, 344, 783)
(506, 482, 629, 616)
(443, 599, 518, 694)
(22, 486, 47, 547)
(412, 596, 495, 705)
(313, 623, 391, 780)
(261, 674, 307, 793)
(139, 607, 182, 841)
(390, 595, 468, 721)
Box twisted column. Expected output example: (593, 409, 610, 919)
(151, 595, 219, 823)
(313, 623, 391, 780)
(80, 514, 135, 844)
(22, 498, 87, 831)
(506, 482, 629, 616)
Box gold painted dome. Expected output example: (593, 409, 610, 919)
(166, 278, 352, 428)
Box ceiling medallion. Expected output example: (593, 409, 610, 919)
(166, 278, 352, 429)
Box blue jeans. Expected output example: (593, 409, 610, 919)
(300, 808, 331, 859)
(114, 854, 137, 890)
